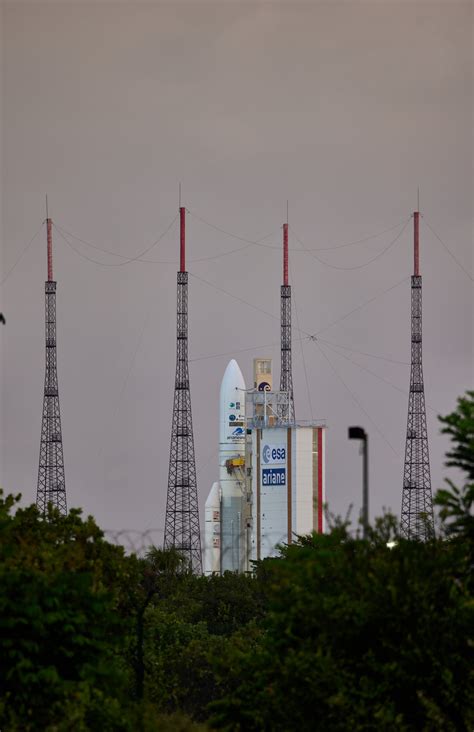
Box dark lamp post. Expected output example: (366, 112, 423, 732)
(348, 426, 369, 539)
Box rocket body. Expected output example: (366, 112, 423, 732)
(219, 360, 246, 572)
(204, 359, 246, 574)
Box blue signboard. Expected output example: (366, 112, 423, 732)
(262, 468, 286, 486)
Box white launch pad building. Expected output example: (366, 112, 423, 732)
(204, 358, 326, 574)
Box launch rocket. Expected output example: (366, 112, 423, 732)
(204, 359, 246, 575)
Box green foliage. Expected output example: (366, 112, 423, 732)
(131, 565, 264, 720)
(210, 526, 474, 731)
(435, 391, 474, 546)
(142, 607, 220, 720)
(131, 708, 209, 732)
(0, 493, 132, 731)
(122, 545, 191, 702)
(435, 480, 474, 543)
(166, 571, 266, 636)
(439, 391, 474, 479)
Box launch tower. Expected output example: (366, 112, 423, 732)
(280, 223, 295, 422)
(36, 215, 67, 516)
(164, 207, 202, 572)
(400, 211, 434, 540)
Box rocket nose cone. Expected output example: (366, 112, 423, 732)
(220, 360, 246, 445)
(221, 359, 246, 394)
(223, 359, 238, 380)
(205, 481, 220, 507)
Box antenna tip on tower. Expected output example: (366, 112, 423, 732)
(180, 205, 186, 272)
(283, 221, 289, 286)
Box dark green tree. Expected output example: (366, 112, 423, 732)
(435, 391, 474, 544)
(439, 391, 474, 479)
(168, 571, 266, 636)
(132, 563, 264, 721)
(0, 493, 132, 731)
(126, 546, 188, 701)
(210, 524, 473, 731)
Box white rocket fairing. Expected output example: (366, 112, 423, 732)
(204, 359, 246, 575)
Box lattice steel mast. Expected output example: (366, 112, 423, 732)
(164, 207, 202, 572)
(280, 222, 295, 422)
(36, 211, 67, 516)
(400, 211, 434, 540)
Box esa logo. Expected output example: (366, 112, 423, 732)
(262, 444, 286, 464)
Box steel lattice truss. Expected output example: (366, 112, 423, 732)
(164, 272, 202, 573)
(401, 275, 434, 540)
(36, 281, 67, 516)
(280, 284, 295, 423)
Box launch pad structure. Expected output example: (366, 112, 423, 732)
(202, 215, 325, 574)
(204, 358, 326, 575)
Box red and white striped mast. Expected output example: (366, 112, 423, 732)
(400, 202, 434, 540)
(165, 195, 202, 573)
(36, 197, 67, 516)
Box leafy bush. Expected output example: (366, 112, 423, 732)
(0, 496, 132, 730)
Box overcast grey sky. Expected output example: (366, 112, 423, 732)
(1, 1, 472, 541)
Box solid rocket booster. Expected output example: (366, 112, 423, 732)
(204, 359, 246, 574)
(204, 482, 221, 575)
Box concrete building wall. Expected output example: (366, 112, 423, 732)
(292, 428, 314, 538)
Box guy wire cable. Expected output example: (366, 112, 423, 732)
(289, 218, 410, 271)
(0, 222, 45, 286)
(422, 216, 474, 283)
(53, 214, 178, 266)
(316, 340, 400, 458)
